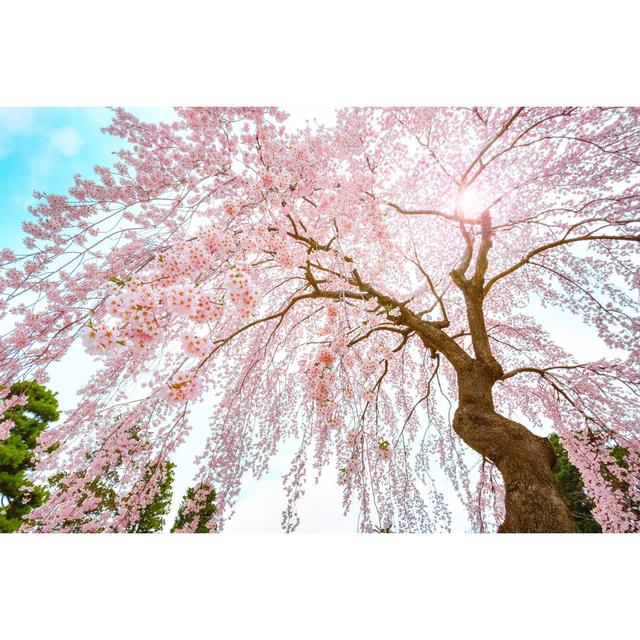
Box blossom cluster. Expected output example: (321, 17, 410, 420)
(2, 106, 639, 534)
(164, 371, 203, 403)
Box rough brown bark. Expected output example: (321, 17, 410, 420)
(453, 364, 577, 533)
(333, 202, 578, 531)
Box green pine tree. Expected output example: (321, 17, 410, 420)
(128, 460, 176, 533)
(0, 381, 60, 533)
(171, 483, 217, 533)
(601, 443, 640, 525)
(550, 433, 639, 533)
(51, 421, 176, 533)
(1, 390, 209, 534)
(549, 433, 601, 533)
(52, 457, 176, 533)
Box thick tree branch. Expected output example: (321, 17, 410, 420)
(500, 364, 591, 381)
(384, 201, 479, 225)
(296, 227, 473, 370)
(449, 211, 500, 370)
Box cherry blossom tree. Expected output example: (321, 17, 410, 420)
(1, 107, 638, 533)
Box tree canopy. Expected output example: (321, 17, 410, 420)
(0, 381, 59, 531)
(1, 107, 638, 532)
(549, 434, 601, 533)
(171, 483, 217, 533)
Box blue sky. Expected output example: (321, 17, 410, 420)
(0, 107, 334, 249)
(0, 107, 357, 531)
(0, 107, 615, 532)
(0, 108, 121, 246)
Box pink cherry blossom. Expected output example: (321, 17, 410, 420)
(1, 107, 639, 533)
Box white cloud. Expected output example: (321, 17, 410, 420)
(0, 107, 35, 133)
(224, 463, 359, 533)
(23, 126, 84, 190)
(0, 107, 35, 156)
(29, 149, 54, 189)
(83, 107, 113, 127)
(49, 125, 83, 156)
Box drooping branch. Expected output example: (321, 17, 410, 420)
(283, 218, 474, 370)
(500, 363, 595, 381)
(484, 233, 640, 296)
(409, 248, 450, 328)
(463, 108, 575, 186)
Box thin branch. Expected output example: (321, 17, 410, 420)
(484, 233, 640, 296)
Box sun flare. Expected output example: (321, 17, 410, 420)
(458, 188, 477, 215)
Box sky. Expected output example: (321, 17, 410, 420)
(0, 107, 336, 245)
(0, 107, 618, 533)
(0, 106, 362, 533)
(1, 108, 113, 241)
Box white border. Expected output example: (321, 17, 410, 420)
(1, 2, 638, 637)
(1, 1, 639, 105)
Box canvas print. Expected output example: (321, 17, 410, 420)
(1, 107, 638, 533)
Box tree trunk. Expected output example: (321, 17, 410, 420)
(454, 364, 577, 533)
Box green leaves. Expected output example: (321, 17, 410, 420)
(130, 461, 176, 533)
(171, 483, 217, 533)
(108, 275, 126, 287)
(0, 381, 59, 533)
(549, 434, 601, 533)
(107, 275, 132, 288)
(550, 433, 640, 532)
